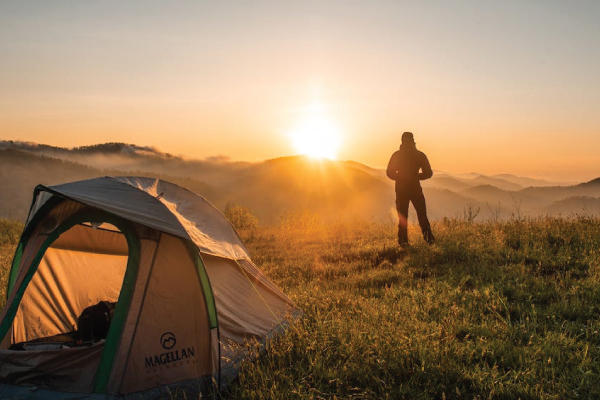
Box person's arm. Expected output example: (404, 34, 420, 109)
(386, 153, 398, 180)
(418, 154, 433, 180)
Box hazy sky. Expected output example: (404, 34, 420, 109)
(1, 0, 599, 181)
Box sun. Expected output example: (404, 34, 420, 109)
(288, 111, 342, 160)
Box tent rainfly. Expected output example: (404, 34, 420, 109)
(0, 176, 299, 399)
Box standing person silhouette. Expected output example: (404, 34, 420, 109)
(386, 132, 435, 246)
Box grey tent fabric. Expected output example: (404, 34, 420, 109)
(49, 176, 250, 259)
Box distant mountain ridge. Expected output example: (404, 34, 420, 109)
(0, 141, 177, 159)
(579, 177, 600, 187)
(1, 140, 599, 223)
(491, 173, 562, 188)
(424, 172, 572, 193)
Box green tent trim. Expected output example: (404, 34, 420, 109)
(0, 209, 141, 394)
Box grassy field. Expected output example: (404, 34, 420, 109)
(228, 215, 600, 400)
(1, 215, 599, 399)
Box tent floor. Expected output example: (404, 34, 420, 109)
(9, 331, 95, 351)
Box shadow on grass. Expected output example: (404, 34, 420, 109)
(358, 246, 407, 265)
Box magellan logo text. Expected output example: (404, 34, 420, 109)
(145, 332, 195, 369)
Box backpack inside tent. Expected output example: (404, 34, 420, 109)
(0, 176, 300, 399)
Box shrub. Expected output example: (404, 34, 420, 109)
(223, 203, 259, 230)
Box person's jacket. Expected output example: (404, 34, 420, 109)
(386, 143, 433, 191)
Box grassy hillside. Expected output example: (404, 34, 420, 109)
(0, 216, 599, 399)
(229, 215, 600, 399)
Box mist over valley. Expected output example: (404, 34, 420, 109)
(1, 140, 599, 224)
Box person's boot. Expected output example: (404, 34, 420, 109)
(423, 229, 435, 245)
(398, 231, 408, 246)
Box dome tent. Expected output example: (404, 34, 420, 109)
(0, 176, 299, 399)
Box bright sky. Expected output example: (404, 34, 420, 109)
(1, 1, 599, 181)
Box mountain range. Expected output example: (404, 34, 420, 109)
(1, 140, 599, 223)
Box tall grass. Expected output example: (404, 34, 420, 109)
(0, 219, 23, 301)
(229, 216, 600, 400)
(0, 216, 599, 399)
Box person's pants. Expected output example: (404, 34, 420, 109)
(395, 186, 435, 244)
